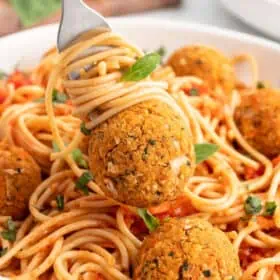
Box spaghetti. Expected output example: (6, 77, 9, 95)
(0, 30, 279, 280)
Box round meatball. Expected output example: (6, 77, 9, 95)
(88, 100, 195, 207)
(0, 141, 42, 219)
(134, 218, 241, 280)
(167, 45, 235, 95)
(234, 88, 280, 158)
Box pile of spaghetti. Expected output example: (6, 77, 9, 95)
(0, 31, 279, 280)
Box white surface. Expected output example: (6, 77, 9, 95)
(220, 0, 280, 40)
(129, 0, 278, 42)
(1, 17, 280, 87)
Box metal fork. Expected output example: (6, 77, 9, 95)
(57, 0, 111, 52)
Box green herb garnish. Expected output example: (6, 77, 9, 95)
(257, 81, 265, 89)
(137, 208, 160, 232)
(10, 0, 61, 27)
(0, 248, 7, 257)
(52, 89, 68, 103)
(156, 46, 167, 57)
(203, 270, 211, 277)
(189, 88, 199, 96)
(75, 171, 94, 195)
(80, 122, 91, 136)
(56, 195, 64, 211)
(263, 201, 277, 216)
(72, 148, 88, 169)
(194, 143, 219, 164)
(52, 141, 60, 153)
(148, 139, 156, 146)
(1, 218, 16, 241)
(0, 70, 8, 80)
(244, 196, 262, 215)
(122, 53, 161, 82)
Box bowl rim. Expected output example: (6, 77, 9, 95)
(1, 17, 280, 51)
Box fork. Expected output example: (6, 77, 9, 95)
(57, 0, 111, 52)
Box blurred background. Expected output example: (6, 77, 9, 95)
(0, 0, 278, 41)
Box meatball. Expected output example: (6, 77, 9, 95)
(0, 141, 42, 219)
(234, 88, 280, 158)
(88, 100, 195, 207)
(167, 45, 235, 95)
(134, 218, 241, 280)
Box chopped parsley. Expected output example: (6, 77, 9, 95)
(263, 201, 277, 216)
(244, 196, 262, 215)
(0, 70, 7, 80)
(34, 89, 68, 104)
(142, 146, 149, 161)
(52, 141, 60, 153)
(1, 218, 17, 241)
(137, 208, 160, 232)
(257, 81, 265, 89)
(75, 171, 94, 195)
(156, 46, 167, 57)
(189, 88, 199, 96)
(203, 270, 211, 277)
(80, 122, 91, 136)
(178, 261, 189, 279)
(194, 143, 219, 164)
(122, 53, 161, 82)
(52, 89, 68, 103)
(148, 139, 156, 146)
(0, 248, 7, 257)
(56, 195, 64, 211)
(72, 148, 88, 169)
(168, 251, 175, 257)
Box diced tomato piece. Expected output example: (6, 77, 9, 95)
(244, 165, 265, 180)
(150, 195, 196, 219)
(0, 88, 7, 104)
(7, 71, 32, 89)
(272, 156, 280, 167)
(256, 216, 275, 230)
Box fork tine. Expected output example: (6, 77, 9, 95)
(57, 0, 111, 52)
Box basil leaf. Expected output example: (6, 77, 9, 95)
(194, 143, 219, 164)
(1, 218, 16, 241)
(263, 201, 277, 216)
(137, 208, 160, 232)
(10, 0, 61, 27)
(72, 148, 88, 169)
(122, 53, 161, 82)
(244, 196, 262, 215)
(75, 171, 94, 195)
(56, 195, 64, 211)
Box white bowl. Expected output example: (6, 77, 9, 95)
(0, 16, 280, 280)
(220, 0, 280, 40)
(1, 17, 280, 87)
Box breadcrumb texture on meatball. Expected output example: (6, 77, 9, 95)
(88, 100, 195, 207)
(167, 45, 235, 95)
(0, 141, 42, 219)
(134, 218, 241, 280)
(234, 88, 280, 158)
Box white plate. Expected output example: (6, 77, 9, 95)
(0, 17, 280, 87)
(220, 0, 280, 40)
